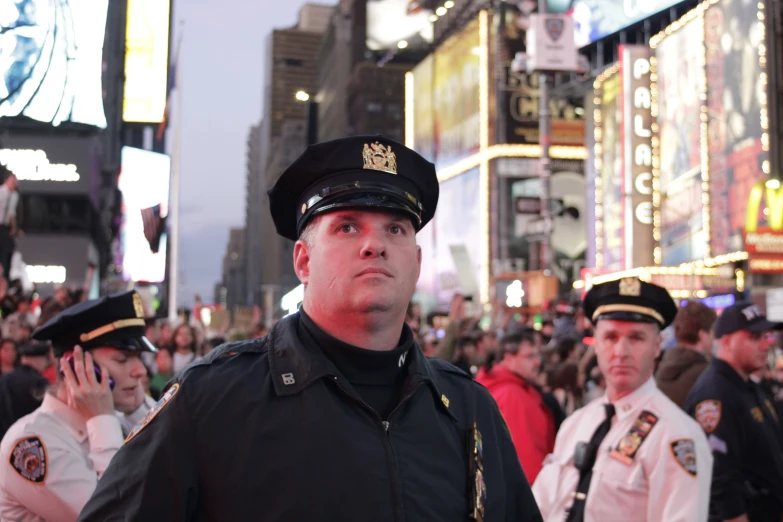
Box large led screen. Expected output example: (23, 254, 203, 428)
(570, 0, 683, 47)
(119, 147, 170, 283)
(123, 0, 171, 123)
(656, 16, 707, 265)
(705, 0, 767, 255)
(599, 73, 623, 270)
(366, 0, 433, 51)
(0, 0, 109, 128)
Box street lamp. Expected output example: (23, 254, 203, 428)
(295, 91, 310, 102)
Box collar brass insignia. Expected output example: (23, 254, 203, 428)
(363, 142, 397, 175)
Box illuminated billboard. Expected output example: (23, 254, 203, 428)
(411, 54, 435, 163)
(593, 46, 655, 270)
(654, 16, 707, 266)
(569, 0, 684, 47)
(119, 147, 170, 283)
(705, 0, 768, 256)
(0, 0, 109, 128)
(366, 0, 433, 51)
(123, 0, 171, 123)
(432, 18, 480, 170)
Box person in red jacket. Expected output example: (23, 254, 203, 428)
(477, 332, 556, 482)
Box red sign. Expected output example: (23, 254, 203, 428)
(749, 257, 783, 273)
(744, 228, 783, 255)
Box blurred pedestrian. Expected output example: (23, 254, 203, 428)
(148, 348, 173, 400)
(533, 278, 712, 521)
(0, 291, 154, 521)
(476, 332, 555, 482)
(656, 300, 716, 408)
(78, 135, 542, 521)
(0, 339, 17, 374)
(685, 303, 783, 522)
(0, 341, 52, 438)
(171, 324, 199, 373)
(0, 172, 19, 277)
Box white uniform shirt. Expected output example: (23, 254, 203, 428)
(116, 394, 156, 437)
(532, 377, 713, 522)
(0, 393, 124, 522)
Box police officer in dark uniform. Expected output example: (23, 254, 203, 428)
(685, 302, 783, 522)
(0, 341, 52, 438)
(77, 136, 543, 522)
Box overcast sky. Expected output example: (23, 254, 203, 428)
(171, 0, 315, 307)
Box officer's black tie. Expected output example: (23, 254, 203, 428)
(565, 402, 615, 522)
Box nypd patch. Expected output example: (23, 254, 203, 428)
(670, 438, 698, 477)
(10, 437, 47, 483)
(124, 383, 180, 444)
(695, 400, 721, 433)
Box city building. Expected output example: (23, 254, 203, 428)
(246, 3, 333, 316)
(219, 227, 247, 315)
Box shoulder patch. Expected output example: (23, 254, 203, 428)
(670, 438, 698, 476)
(124, 383, 180, 444)
(10, 436, 47, 483)
(695, 400, 721, 433)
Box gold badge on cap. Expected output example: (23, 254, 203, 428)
(619, 277, 641, 296)
(363, 142, 397, 175)
(132, 293, 145, 318)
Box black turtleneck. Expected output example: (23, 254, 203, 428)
(298, 308, 414, 420)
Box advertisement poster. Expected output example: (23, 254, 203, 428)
(119, 147, 170, 283)
(569, 0, 682, 47)
(432, 19, 481, 170)
(0, 0, 109, 127)
(411, 54, 435, 163)
(599, 72, 624, 270)
(366, 0, 433, 51)
(705, 0, 767, 255)
(656, 17, 707, 265)
(422, 168, 481, 305)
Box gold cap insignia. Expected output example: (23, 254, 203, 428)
(362, 142, 397, 175)
(441, 394, 450, 408)
(619, 277, 641, 296)
(132, 293, 145, 319)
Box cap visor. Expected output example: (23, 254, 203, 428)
(746, 320, 783, 333)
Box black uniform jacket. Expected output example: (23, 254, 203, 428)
(77, 313, 543, 522)
(685, 358, 783, 521)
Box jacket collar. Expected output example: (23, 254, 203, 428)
(713, 357, 748, 387)
(267, 313, 456, 420)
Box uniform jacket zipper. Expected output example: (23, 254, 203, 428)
(330, 375, 424, 522)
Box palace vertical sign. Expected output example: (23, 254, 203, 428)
(623, 45, 655, 269)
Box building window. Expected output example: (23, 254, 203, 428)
(280, 58, 304, 67)
(367, 102, 383, 113)
(387, 103, 402, 120)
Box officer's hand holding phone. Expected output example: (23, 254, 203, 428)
(60, 345, 114, 421)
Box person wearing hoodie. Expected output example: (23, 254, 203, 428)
(656, 300, 717, 408)
(476, 332, 556, 483)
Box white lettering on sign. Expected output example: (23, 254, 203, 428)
(0, 150, 80, 182)
(631, 57, 653, 226)
(635, 202, 653, 225)
(25, 265, 66, 284)
(635, 172, 653, 195)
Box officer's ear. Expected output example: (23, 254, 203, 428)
(416, 244, 422, 281)
(293, 239, 311, 285)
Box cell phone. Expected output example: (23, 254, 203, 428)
(60, 354, 115, 390)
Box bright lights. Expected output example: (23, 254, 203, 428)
(397, 40, 408, 49)
(281, 284, 305, 317)
(429, 14, 438, 22)
(295, 91, 310, 102)
(767, 179, 781, 190)
(26, 265, 66, 284)
(506, 280, 525, 307)
(444, 0, 455, 7)
(436, 6, 447, 16)
(479, 10, 490, 304)
(405, 72, 415, 149)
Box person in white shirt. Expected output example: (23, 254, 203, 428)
(0, 290, 156, 522)
(533, 277, 713, 522)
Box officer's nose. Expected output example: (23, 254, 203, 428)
(360, 231, 387, 259)
(612, 338, 632, 358)
(129, 356, 146, 378)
